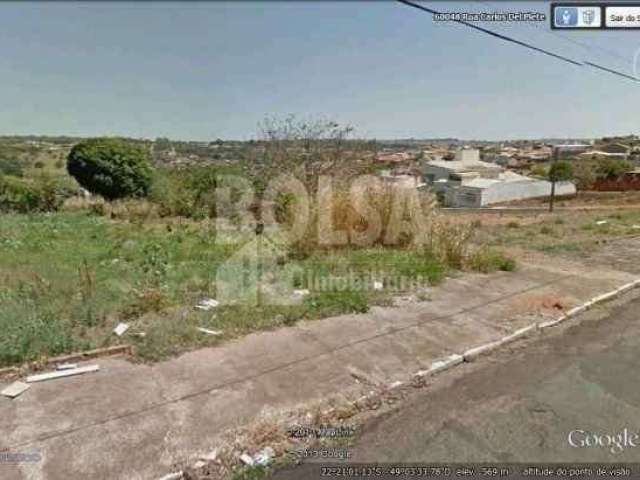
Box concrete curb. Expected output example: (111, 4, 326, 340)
(500, 324, 538, 344)
(395, 277, 640, 391)
(156, 278, 640, 480)
(462, 324, 538, 363)
(538, 278, 640, 332)
(413, 354, 464, 380)
(462, 340, 504, 362)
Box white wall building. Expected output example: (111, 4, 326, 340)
(423, 149, 576, 207)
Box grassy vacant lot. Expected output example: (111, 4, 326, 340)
(0, 134, 516, 368)
(471, 208, 640, 257)
(0, 212, 465, 367)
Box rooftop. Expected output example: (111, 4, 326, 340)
(426, 158, 502, 173)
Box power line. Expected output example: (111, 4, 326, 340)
(397, 0, 639, 82)
(479, 0, 631, 68)
(397, 0, 583, 67)
(584, 61, 640, 82)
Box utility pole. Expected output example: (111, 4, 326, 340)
(549, 154, 557, 213)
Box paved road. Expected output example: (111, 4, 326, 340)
(356, 295, 640, 463)
(276, 294, 640, 479)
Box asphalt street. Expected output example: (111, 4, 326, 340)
(276, 293, 640, 478)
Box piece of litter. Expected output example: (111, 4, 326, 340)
(199, 449, 218, 462)
(596, 220, 608, 225)
(253, 446, 275, 466)
(292, 289, 310, 297)
(158, 472, 183, 480)
(26, 364, 100, 383)
(633, 225, 640, 229)
(1, 381, 30, 399)
(56, 363, 78, 371)
(195, 298, 219, 311)
(132, 332, 146, 338)
(373, 281, 383, 291)
(196, 327, 223, 336)
(113, 323, 130, 336)
(239, 453, 255, 466)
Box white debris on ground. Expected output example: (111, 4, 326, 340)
(292, 289, 310, 297)
(1, 381, 30, 399)
(196, 327, 223, 336)
(195, 298, 220, 311)
(239, 453, 255, 466)
(373, 281, 383, 291)
(237, 447, 275, 467)
(253, 446, 275, 466)
(596, 220, 608, 225)
(157, 472, 183, 480)
(113, 322, 130, 336)
(56, 363, 78, 371)
(26, 364, 100, 383)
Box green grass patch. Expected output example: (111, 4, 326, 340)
(0, 213, 465, 366)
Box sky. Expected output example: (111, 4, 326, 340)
(0, 1, 639, 141)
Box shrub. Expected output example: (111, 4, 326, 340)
(572, 160, 598, 190)
(430, 220, 475, 269)
(0, 156, 24, 177)
(0, 175, 76, 213)
(529, 164, 547, 179)
(67, 138, 153, 200)
(548, 161, 573, 182)
(149, 165, 221, 218)
(595, 158, 631, 180)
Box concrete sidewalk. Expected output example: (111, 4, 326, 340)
(1, 243, 639, 479)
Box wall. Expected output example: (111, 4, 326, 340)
(424, 164, 453, 182)
(592, 174, 640, 191)
(480, 180, 575, 206)
(446, 180, 576, 207)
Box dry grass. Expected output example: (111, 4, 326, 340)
(63, 195, 159, 222)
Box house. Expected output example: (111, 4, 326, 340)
(578, 150, 628, 161)
(553, 144, 591, 160)
(424, 149, 502, 184)
(423, 148, 576, 207)
(598, 142, 631, 156)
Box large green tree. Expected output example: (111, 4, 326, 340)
(67, 138, 153, 200)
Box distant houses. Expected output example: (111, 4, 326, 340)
(423, 148, 576, 207)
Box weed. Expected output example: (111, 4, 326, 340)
(120, 288, 170, 320)
(231, 465, 271, 480)
(307, 290, 369, 316)
(469, 249, 516, 273)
